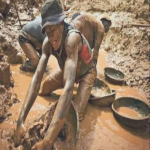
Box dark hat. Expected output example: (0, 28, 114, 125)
(41, 0, 66, 33)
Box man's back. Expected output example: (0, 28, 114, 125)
(71, 14, 105, 50)
(22, 16, 46, 43)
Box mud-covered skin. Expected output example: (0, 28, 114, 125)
(71, 14, 104, 52)
(71, 14, 111, 62)
(15, 21, 84, 150)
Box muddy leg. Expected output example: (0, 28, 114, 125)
(74, 67, 96, 121)
(18, 35, 39, 67)
(39, 69, 64, 96)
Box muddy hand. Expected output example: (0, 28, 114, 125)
(14, 124, 26, 147)
(32, 140, 52, 150)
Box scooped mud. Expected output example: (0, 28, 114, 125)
(11, 101, 77, 150)
(91, 87, 107, 97)
(13, 102, 68, 150)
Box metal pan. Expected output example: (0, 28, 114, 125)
(89, 78, 116, 107)
(104, 67, 125, 84)
(112, 97, 149, 128)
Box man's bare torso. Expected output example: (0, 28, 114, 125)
(71, 14, 104, 50)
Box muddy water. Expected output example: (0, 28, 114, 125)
(0, 52, 149, 150)
(117, 107, 142, 119)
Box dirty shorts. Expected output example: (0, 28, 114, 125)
(19, 30, 43, 50)
(39, 66, 96, 121)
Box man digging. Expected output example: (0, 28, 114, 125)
(15, 0, 96, 149)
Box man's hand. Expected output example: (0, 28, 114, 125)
(32, 140, 52, 150)
(14, 124, 26, 147)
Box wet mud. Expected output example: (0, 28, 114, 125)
(117, 107, 143, 119)
(14, 102, 69, 150)
(0, 52, 149, 150)
(0, 53, 19, 123)
(0, 0, 149, 150)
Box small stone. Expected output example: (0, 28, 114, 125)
(129, 64, 135, 72)
(139, 80, 143, 85)
(136, 71, 143, 78)
(143, 65, 149, 70)
(135, 76, 140, 81)
(126, 80, 131, 86)
(105, 46, 111, 51)
(132, 81, 138, 86)
(130, 79, 134, 83)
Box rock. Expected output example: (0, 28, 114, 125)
(105, 46, 111, 52)
(138, 80, 143, 85)
(130, 79, 134, 83)
(126, 80, 130, 86)
(135, 71, 143, 77)
(131, 81, 138, 86)
(129, 64, 135, 72)
(135, 76, 140, 81)
(143, 72, 149, 79)
(143, 64, 149, 70)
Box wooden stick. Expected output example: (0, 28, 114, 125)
(129, 23, 150, 27)
(13, 0, 22, 28)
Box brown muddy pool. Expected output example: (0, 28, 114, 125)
(117, 107, 143, 119)
(0, 52, 149, 150)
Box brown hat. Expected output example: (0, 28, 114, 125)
(41, 0, 66, 33)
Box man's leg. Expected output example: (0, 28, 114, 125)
(18, 34, 39, 68)
(74, 67, 96, 121)
(39, 69, 64, 96)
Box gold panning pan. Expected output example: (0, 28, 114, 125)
(89, 78, 116, 107)
(104, 67, 125, 84)
(112, 97, 149, 128)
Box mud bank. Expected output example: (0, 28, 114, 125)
(0, 53, 19, 123)
(0, 19, 23, 64)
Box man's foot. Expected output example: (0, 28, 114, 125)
(20, 60, 36, 72)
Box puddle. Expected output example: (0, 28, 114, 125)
(117, 107, 143, 119)
(0, 51, 149, 150)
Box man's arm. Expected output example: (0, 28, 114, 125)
(94, 21, 105, 51)
(15, 37, 51, 146)
(93, 21, 104, 62)
(32, 32, 81, 150)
